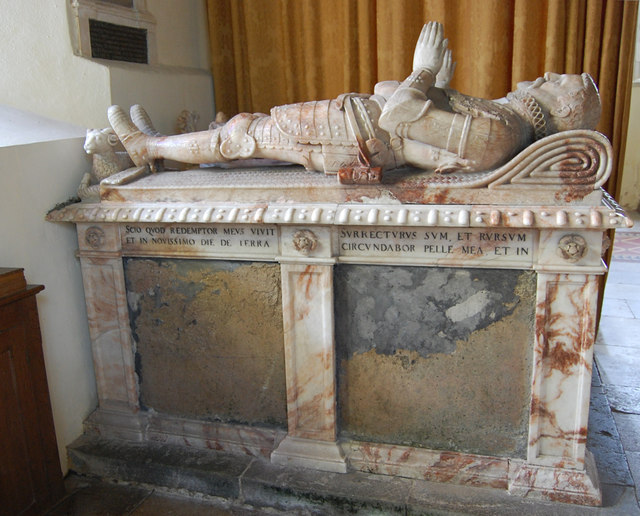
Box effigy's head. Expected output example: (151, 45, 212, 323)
(517, 72, 601, 132)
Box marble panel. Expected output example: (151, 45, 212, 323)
(84, 408, 285, 458)
(49, 196, 632, 231)
(537, 230, 605, 273)
(50, 168, 621, 505)
(97, 167, 609, 207)
(338, 227, 535, 268)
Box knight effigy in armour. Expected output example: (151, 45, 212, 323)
(108, 21, 603, 185)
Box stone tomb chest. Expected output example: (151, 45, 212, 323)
(49, 144, 630, 506)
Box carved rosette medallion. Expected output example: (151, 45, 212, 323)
(85, 226, 106, 249)
(557, 234, 587, 262)
(292, 230, 318, 255)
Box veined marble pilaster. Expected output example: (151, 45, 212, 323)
(77, 223, 139, 412)
(514, 272, 601, 504)
(271, 259, 346, 472)
(528, 273, 599, 468)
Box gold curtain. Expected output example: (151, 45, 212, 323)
(207, 0, 637, 194)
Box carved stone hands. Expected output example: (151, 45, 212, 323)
(412, 21, 448, 75)
(435, 49, 455, 88)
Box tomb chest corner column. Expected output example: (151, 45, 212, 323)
(508, 228, 605, 505)
(76, 222, 139, 415)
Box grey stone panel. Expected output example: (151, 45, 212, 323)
(335, 265, 536, 458)
(124, 258, 286, 428)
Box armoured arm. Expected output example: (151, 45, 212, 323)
(378, 23, 473, 172)
(378, 68, 437, 136)
(378, 22, 446, 136)
(379, 67, 475, 172)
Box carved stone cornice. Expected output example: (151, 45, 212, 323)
(46, 198, 631, 230)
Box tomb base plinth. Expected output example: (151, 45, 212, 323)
(508, 451, 602, 506)
(48, 165, 633, 507)
(271, 436, 347, 473)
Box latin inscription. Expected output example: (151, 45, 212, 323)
(339, 227, 534, 264)
(122, 224, 278, 257)
(121, 224, 533, 264)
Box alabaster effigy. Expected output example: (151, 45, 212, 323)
(105, 22, 604, 189)
(48, 22, 633, 508)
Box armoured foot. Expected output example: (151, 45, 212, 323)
(209, 111, 229, 130)
(107, 105, 153, 167)
(130, 105, 163, 136)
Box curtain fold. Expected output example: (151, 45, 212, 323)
(207, 0, 637, 195)
(207, 0, 637, 323)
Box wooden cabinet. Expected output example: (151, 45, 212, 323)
(0, 269, 64, 515)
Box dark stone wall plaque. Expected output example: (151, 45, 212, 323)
(124, 258, 286, 428)
(335, 265, 535, 458)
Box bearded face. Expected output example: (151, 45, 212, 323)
(516, 73, 601, 132)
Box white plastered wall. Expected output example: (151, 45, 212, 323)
(0, 0, 214, 132)
(0, 120, 93, 474)
(0, 0, 214, 472)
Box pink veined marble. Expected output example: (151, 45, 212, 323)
(46, 18, 632, 508)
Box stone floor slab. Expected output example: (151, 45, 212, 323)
(242, 458, 410, 514)
(605, 265, 640, 287)
(596, 317, 640, 348)
(594, 345, 640, 389)
(607, 385, 640, 415)
(628, 298, 640, 319)
(589, 387, 623, 443)
(47, 477, 151, 515)
(592, 363, 602, 387)
(406, 477, 638, 515)
(613, 413, 640, 453)
(130, 491, 273, 515)
(600, 298, 635, 319)
(602, 486, 640, 515)
(588, 386, 634, 487)
(601, 283, 640, 301)
(628, 452, 640, 504)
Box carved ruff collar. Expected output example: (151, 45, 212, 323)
(506, 90, 547, 141)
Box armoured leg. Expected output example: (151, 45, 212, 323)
(108, 105, 325, 170)
(218, 113, 258, 159)
(108, 105, 229, 167)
